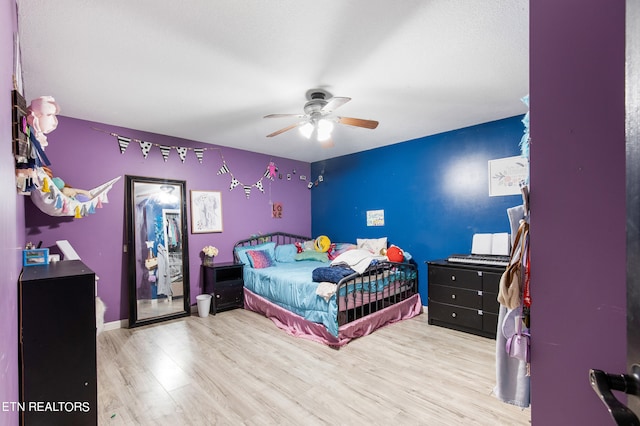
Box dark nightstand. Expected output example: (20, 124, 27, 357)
(202, 262, 244, 314)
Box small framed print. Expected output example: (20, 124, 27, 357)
(488, 156, 529, 196)
(190, 190, 223, 233)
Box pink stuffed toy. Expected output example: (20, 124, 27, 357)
(27, 96, 60, 147)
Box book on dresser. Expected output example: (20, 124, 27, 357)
(426, 260, 505, 339)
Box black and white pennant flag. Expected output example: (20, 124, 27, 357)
(193, 148, 204, 164)
(175, 147, 188, 163)
(255, 180, 264, 193)
(243, 185, 252, 198)
(159, 145, 171, 162)
(139, 140, 152, 159)
(218, 163, 230, 175)
(117, 136, 131, 154)
(229, 177, 240, 190)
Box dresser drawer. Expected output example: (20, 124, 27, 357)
(483, 271, 502, 294)
(483, 292, 500, 314)
(429, 284, 482, 310)
(428, 266, 482, 290)
(483, 312, 498, 336)
(428, 301, 483, 330)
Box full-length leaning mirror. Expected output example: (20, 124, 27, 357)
(125, 175, 190, 327)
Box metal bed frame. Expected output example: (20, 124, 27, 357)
(233, 232, 419, 327)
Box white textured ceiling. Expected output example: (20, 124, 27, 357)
(16, 0, 529, 162)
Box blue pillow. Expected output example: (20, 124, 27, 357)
(275, 244, 298, 263)
(235, 241, 276, 265)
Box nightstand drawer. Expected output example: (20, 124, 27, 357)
(428, 266, 482, 290)
(429, 284, 482, 310)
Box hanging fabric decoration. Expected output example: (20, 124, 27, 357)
(117, 136, 131, 154)
(229, 177, 240, 190)
(95, 127, 223, 164)
(176, 147, 188, 163)
(139, 140, 153, 158)
(218, 163, 230, 175)
(28, 167, 121, 218)
(193, 148, 204, 163)
(159, 145, 171, 162)
(92, 128, 306, 200)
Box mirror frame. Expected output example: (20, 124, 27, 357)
(125, 175, 190, 327)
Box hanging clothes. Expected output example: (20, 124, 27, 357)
(494, 203, 530, 408)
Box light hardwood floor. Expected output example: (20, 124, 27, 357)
(97, 309, 531, 425)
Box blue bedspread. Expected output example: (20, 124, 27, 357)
(243, 261, 340, 336)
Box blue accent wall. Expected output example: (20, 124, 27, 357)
(311, 116, 524, 303)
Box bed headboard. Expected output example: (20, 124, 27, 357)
(232, 232, 311, 263)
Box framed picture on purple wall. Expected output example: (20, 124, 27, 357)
(190, 190, 223, 233)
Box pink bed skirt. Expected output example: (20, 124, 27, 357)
(243, 288, 423, 347)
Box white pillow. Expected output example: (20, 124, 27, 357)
(356, 237, 387, 255)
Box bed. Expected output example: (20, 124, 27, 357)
(233, 232, 422, 347)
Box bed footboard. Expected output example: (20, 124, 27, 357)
(336, 261, 418, 326)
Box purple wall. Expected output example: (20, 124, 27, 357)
(1, 0, 23, 424)
(25, 116, 311, 323)
(530, 1, 626, 424)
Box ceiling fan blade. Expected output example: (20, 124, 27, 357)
(264, 113, 305, 119)
(321, 97, 351, 114)
(266, 123, 300, 137)
(338, 116, 379, 129)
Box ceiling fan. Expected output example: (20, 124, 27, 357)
(264, 89, 379, 147)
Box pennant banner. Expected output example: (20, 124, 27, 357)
(159, 145, 171, 162)
(117, 136, 131, 154)
(139, 140, 152, 159)
(193, 148, 204, 163)
(176, 146, 187, 163)
(94, 129, 295, 200)
(229, 177, 240, 190)
(218, 163, 230, 175)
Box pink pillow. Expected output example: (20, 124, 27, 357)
(246, 249, 276, 269)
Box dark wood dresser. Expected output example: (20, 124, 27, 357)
(202, 262, 244, 314)
(427, 260, 504, 339)
(19, 260, 97, 425)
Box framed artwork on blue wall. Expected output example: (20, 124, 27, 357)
(488, 156, 529, 196)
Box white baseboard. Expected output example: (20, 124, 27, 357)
(104, 319, 127, 331)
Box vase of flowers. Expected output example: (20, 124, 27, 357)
(202, 245, 218, 267)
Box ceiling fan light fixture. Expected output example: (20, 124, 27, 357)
(316, 119, 334, 142)
(299, 122, 314, 139)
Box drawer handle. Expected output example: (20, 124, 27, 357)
(451, 312, 457, 318)
(451, 294, 456, 300)
(451, 275, 456, 281)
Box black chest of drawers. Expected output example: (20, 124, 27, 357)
(427, 260, 504, 339)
